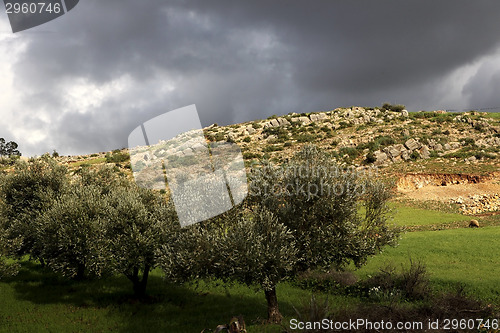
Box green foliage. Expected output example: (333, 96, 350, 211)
(38, 184, 110, 279)
(0, 138, 21, 157)
(365, 152, 376, 164)
(357, 136, 395, 152)
(294, 133, 316, 143)
(339, 147, 359, 159)
(381, 103, 405, 112)
(362, 260, 430, 301)
(262, 145, 284, 153)
(242, 136, 251, 143)
(0, 156, 68, 259)
(460, 137, 475, 146)
(102, 185, 179, 297)
(105, 151, 130, 163)
(242, 152, 262, 160)
(249, 145, 398, 272)
(410, 150, 420, 160)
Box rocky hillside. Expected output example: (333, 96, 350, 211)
(18, 105, 498, 216)
(203, 106, 499, 172)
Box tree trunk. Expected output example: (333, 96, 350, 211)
(75, 263, 86, 280)
(264, 287, 282, 323)
(129, 264, 151, 298)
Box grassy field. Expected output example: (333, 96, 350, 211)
(389, 202, 470, 227)
(1, 201, 499, 332)
(356, 226, 500, 301)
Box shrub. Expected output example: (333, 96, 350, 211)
(362, 260, 430, 301)
(242, 136, 251, 143)
(262, 145, 284, 153)
(410, 150, 420, 160)
(243, 152, 262, 160)
(295, 133, 316, 143)
(296, 269, 358, 292)
(105, 151, 130, 163)
(460, 137, 475, 146)
(381, 103, 405, 112)
(339, 147, 359, 159)
(365, 152, 377, 164)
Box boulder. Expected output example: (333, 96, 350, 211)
(405, 138, 421, 151)
(270, 119, 280, 127)
(374, 151, 388, 165)
(298, 116, 311, 125)
(418, 145, 430, 159)
(277, 117, 290, 126)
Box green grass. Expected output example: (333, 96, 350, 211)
(356, 226, 500, 301)
(389, 202, 470, 227)
(0, 260, 360, 333)
(0, 202, 496, 332)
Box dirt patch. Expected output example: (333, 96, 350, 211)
(396, 172, 500, 215)
(396, 173, 494, 192)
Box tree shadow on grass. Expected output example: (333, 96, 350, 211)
(3, 260, 287, 333)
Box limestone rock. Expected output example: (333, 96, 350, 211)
(405, 138, 421, 151)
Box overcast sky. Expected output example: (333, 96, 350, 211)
(1, 0, 500, 156)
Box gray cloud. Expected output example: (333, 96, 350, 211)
(3, 0, 500, 156)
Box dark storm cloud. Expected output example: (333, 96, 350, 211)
(6, 0, 500, 156)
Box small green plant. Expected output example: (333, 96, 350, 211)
(381, 103, 405, 112)
(105, 151, 130, 163)
(242, 136, 251, 143)
(242, 152, 262, 160)
(339, 147, 359, 159)
(365, 152, 377, 164)
(410, 150, 420, 160)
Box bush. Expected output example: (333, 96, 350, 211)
(339, 147, 359, 159)
(242, 136, 251, 143)
(365, 152, 377, 164)
(381, 103, 405, 112)
(262, 145, 284, 153)
(410, 150, 420, 160)
(243, 152, 262, 160)
(296, 269, 358, 292)
(362, 260, 430, 301)
(295, 133, 316, 143)
(460, 137, 475, 146)
(105, 151, 130, 163)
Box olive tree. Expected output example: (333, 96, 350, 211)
(38, 183, 111, 279)
(0, 228, 19, 279)
(240, 145, 399, 322)
(0, 155, 67, 261)
(102, 185, 179, 298)
(172, 145, 398, 323)
(158, 207, 297, 323)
